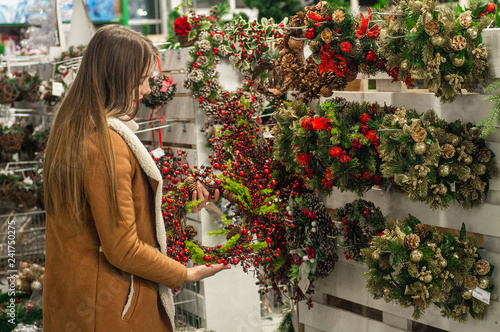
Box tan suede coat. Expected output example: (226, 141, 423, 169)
(43, 118, 187, 331)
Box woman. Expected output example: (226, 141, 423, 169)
(43, 25, 229, 331)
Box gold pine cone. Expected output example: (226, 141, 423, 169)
(404, 234, 421, 250)
(414, 224, 430, 239)
(459, 12, 472, 29)
(464, 275, 478, 290)
(442, 144, 456, 159)
(477, 148, 492, 163)
(321, 28, 333, 44)
(424, 19, 440, 36)
(475, 259, 491, 276)
(451, 35, 467, 51)
(411, 127, 427, 143)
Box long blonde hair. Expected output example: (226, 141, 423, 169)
(44, 25, 158, 227)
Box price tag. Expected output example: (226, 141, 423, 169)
(263, 131, 274, 138)
(449, 182, 456, 192)
(63, 69, 75, 86)
(52, 82, 64, 97)
(472, 287, 491, 304)
(151, 147, 165, 159)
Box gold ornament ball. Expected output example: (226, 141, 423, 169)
(19, 262, 29, 270)
(467, 28, 478, 40)
(423, 274, 433, 283)
(452, 56, 466, 67)
(438, 258, 448, 268)
(462, 290, 472, 300)
(414, 142, 427, 155)
(30, 280, 43, 292)
(399, 298, 412, 308)
(431, 35, 445, 47)
(439, 185, 448, 195)
(400, 60, 409, 71)
(410, 249, 424, 263)
(449, 135, 460, 147)
(439, 165, 451, 177)
(372, 252, 380, 260)
(479, 277, 490, 289)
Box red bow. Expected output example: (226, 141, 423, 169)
(318, 44, 350, 77)
(356, 11, 380, 39)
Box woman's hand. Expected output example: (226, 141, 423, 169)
(190, 180, 220, 213)
(185, 263, 231, 283)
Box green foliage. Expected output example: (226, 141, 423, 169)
(242, 0, 302, 22)
(208, 229, 229, 236)
(219, 234, 241, 254)
(478, 80, 500, 138)
(277, 310, 295, 332)
(185, 199, 202, 213)
(185, 240, 214, 264)
(273, 254, 286, 270)
(243, 241, 267, 251)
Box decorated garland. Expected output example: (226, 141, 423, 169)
(335, 199, 386, 261)
(376, 0, 491, 102)
(361, 216, 494, 322)
(273, 98, 388, 196)
(142, 73, 177, 109)
(379, 107, 500, 209)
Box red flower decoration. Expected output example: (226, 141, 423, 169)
(366, 130, 378, 144)
(356, 11, 380, 40)
(174, 16, 192, 37)
(297, 153, 312, 167)
(366, 51, 377, 63)
(372, 174, 382, 186)
(305, 28, 317, 40)
(309, 12, 323, 22)
(319, 44, 351, 76)
(340, 41, 352, 53)
(301, 118, 314, 131)
(487, 3, 497, 13)
(329, 146, 342, 158)
(362, 171, 372, 180)
(339, 152, 351, 165)
(312, 117, 332, 130)
(360, 113, 371, 124)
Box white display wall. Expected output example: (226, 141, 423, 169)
(297, 79, 500, 332)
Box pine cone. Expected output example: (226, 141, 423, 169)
(414, 224, 430, 239)
(475, 259, 491, 276)
(451, 35, 467, 51)
(442, 144, 456, 159)
(332, 9, 345, 23)
(476, 148, 492, 163)
(358, 64, 370, 74)
(459, 183, 472, 197)
(185, 176, 198, 195)
(223, 189, 239, 204)
(184, 225, 198, 240)
(404, 234, 421, 250)
(424, 20, 440, 36)
(226, 224, 242, 240)
(411, 127, 427, 143)
(464, 276, 478, 290)
(459, 12, 472, 29)
(320, 86, 333, 98)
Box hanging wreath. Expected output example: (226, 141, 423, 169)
(378, 107, 499, 210)
(142, 73, 177, 109)
(376, 0, 491, 102)
(286, 193, 338, 305)
(361, 217, 494, 322)
(334, 199, 385, 261)
(273, 98, 388, 196)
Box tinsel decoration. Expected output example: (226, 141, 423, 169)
(142, 74, 177, 109)
(361, 217, 494, 322)
(334, 199, 385, 260)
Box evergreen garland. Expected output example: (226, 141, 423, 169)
(478, 80, 500, 138)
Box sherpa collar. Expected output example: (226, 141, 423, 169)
(107, 117, 175, 330)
